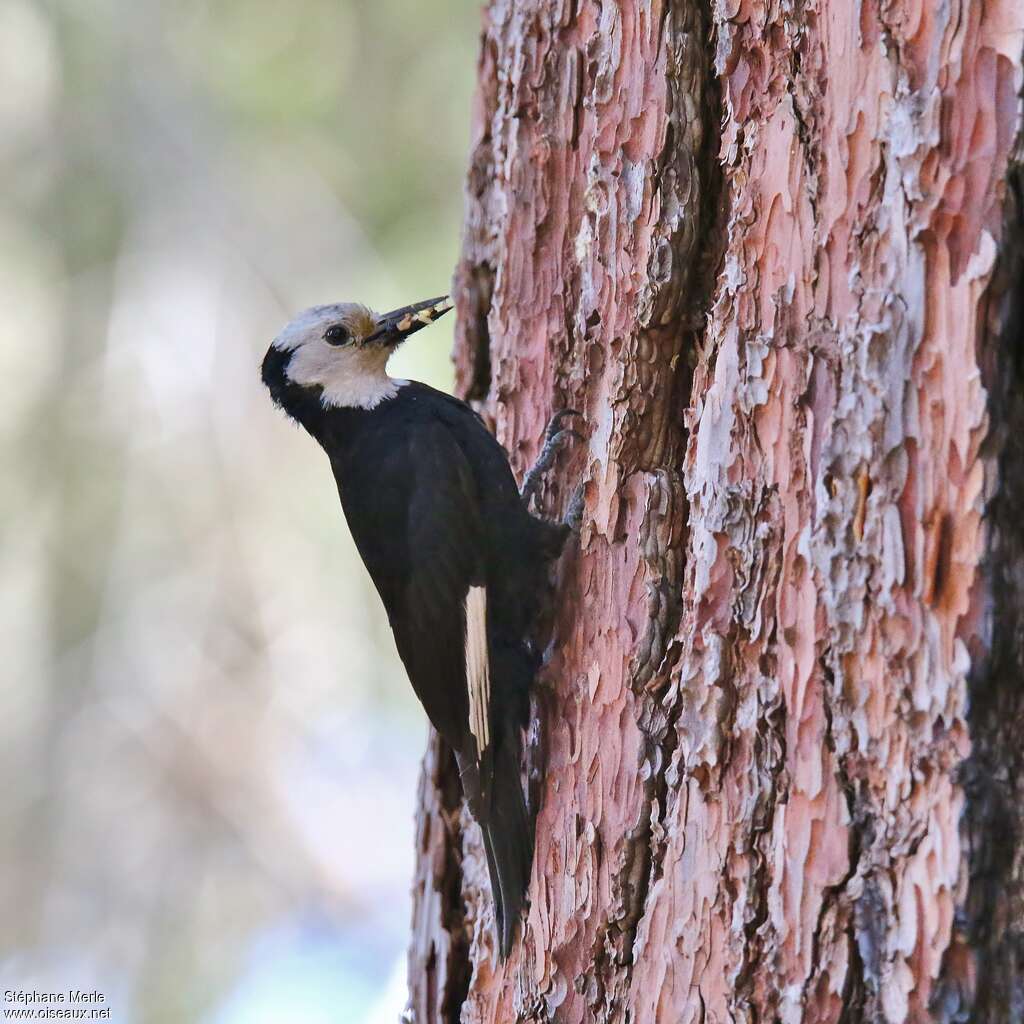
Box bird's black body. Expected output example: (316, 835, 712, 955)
(261, 305, 570, 956)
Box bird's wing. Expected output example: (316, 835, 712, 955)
(340, 403, 532, 954)
(380, 418, 490, 757)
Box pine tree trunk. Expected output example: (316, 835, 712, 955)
(407, 2, 1024, 1021)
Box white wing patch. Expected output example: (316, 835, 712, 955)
(464, 585, 491, 753)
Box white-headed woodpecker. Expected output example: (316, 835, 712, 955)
(261, 295, 580, 957)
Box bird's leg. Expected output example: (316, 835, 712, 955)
(564, 480, 586, 533)
(520, 409, 584, 508)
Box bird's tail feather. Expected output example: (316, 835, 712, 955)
(479, 736, 533, 959)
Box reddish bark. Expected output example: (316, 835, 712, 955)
(407, 2, 1024, 1021)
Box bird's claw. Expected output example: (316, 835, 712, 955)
(543, 408, 583, 442)
(521, 410, 585, 506)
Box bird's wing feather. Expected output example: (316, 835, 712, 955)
(337, 400, 531, 956)
(380, 418, 489, 755)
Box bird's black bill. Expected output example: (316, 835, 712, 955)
(365, 295, 453, 345)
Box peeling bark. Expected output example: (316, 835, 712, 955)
(407, 2, 1024, 1022)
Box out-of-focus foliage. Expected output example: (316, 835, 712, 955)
(0, 0, 478, 1020)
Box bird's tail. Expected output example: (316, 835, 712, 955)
(479, 733, 533, 958)
(459, 726, 533, 959)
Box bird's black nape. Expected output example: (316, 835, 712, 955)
(260, 345, 291, 406)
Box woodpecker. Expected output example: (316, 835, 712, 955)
(261, 295, 580, 957)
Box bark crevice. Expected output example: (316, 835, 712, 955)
(591, 0, 724, 992)
(943, 158, 1024, 1024)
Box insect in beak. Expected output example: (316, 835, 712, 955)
(363, 295, 453, 346)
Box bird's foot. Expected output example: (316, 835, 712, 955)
(564, 479, 586, 534)
(521, 409, 584, 507)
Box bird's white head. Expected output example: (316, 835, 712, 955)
(267, 295, 452, 411)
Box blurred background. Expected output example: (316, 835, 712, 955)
(0, 0, 478, 1020)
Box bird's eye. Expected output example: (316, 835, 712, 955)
(324, 325, 351, 346)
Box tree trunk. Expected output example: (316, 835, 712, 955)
(407, 2, 1024, 1022)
